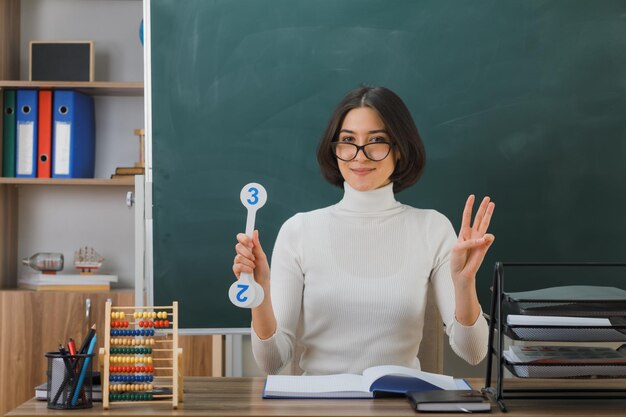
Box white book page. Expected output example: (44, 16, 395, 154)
(507, 315, 611, 326)
(361, 365, 457, 390)
(265, 374, 368, 394)
(20, 273, 118, 285)
(455, 378, 472, 389)
(16, 122, 34, 175)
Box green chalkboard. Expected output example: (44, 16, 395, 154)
(150, 0, 626, 329)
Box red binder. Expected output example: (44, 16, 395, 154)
(37, 90, 52, 178)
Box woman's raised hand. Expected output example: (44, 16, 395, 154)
(450, 195, 495, 286)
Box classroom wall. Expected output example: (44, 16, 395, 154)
(18, 0, 144, 287)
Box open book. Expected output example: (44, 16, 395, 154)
(263, 365, 470, 399)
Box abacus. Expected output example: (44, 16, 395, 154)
(101, 301, 182, 409)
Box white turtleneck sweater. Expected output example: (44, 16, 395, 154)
(251, 182, 489, 375)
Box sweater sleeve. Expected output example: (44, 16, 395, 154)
(250, 214, 304, 374)
(428, 212, 489, 366)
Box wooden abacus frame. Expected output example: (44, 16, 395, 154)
(101, 301, 182, 409)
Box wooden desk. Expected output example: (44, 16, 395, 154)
(6, 377, 626, 417)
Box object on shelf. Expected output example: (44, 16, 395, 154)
(109, 128, 145, 179)
(116, 166, 144, 175)
(51, 90, 96, 178)
(504, 285, 626, 317)
(505, 314, 626, 342)
(133, 128, 145, 168)
(18, 273, 118, 292)
(506, 345, 626, 364)
(504, 345, 626, 378)
(29, 41, 94, 82)
(74, 247, 104, 274)
(37, 90, 53, 178)
(15, 90, 39, 178)
(2, 89, 17, 177)
(22, 252, 64, 273)
(110, 166, 144, 180)
(139, 19, 144, 46)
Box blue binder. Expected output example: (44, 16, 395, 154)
(15, 90, 39, 178)
(52, 91, 95, 178)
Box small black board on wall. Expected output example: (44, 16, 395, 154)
(29, 41, 94, 82)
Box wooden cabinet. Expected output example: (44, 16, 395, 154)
(179, 335, 223, 377)
(0, 289, 133, 416)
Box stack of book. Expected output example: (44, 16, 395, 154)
(110, 166, 144, 180)
(18, 273, 118, 291)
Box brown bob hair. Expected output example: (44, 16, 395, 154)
(316, 86, 426, 194)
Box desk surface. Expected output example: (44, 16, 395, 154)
(6, 377, 626, 417)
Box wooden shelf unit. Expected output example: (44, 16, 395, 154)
(0, 4, 143, 290)
(0, 177, 135, 186)
(0, 81, 143, 96)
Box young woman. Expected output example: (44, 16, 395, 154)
(233, 86, 495, 375)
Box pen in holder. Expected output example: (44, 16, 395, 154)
(45, 351, 94, 409)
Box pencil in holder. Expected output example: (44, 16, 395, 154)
(45, 352, 94, 409)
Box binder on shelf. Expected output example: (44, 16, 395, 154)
(16, 90, 39, 178)
(2, 90, 17, 177)
(37, 90, 53, 178)
(52, 90, 95, 178)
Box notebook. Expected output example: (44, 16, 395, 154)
(407, 390, 492, 413)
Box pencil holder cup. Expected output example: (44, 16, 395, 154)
(45, 352, 94, 409)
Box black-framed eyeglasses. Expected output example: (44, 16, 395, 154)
(331, 141, 394, 162)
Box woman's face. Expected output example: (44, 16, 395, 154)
(335, 107, 397, 192)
